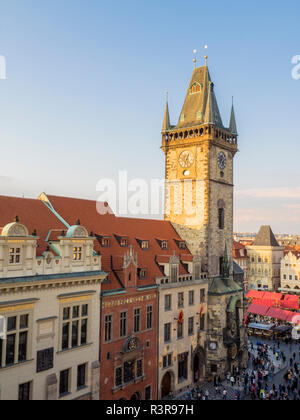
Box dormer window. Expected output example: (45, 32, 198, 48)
(179, 242, 186, 250)
(73, 247, 82, 261)
(161, 241, 168, 250)
(141, 241, 149, 250)
(190, 82, 202, 94)
(9, 248, 21, 264)
(140, 269, 147, 279)
(120, 238, 128, 247)
(102, 237, 110, 248)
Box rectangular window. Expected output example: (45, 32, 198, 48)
(6, 334, 15, 365)
(7, 316, 16, 331)
(164, 323, 171, 342)
(102, 238, 110, 247)
(146, 306, 153, 330)
(124, 360, 134, 383)
(62, 323, 69, 350)
(104, 315, 113, 342)
(165, 295, 171, 311)
(189, 290, 194, 306)
(73, 247, 82, 261)
(81, 319, 87, 345)
(37, 348, 54, 373)
(178, 293, 184, 308)
(134, 308, 141, 333)
(77, 363, 87, 389)
(115, 367, 122, 387)
(141, 241, 149, 249)
(1, 313, 30, 368)
(59, 369, 70, 396)
(18, 382, 31, 401)
(200, 289, 205, 303)
(120, 312, 127, 338)
(188, 317, 194, 336)
(18, 331, 28, 362)
(9, 248, 21, 264)
(177, 322, 183, 339)
(163, 355, 167, 369)
(136, 360, 143, 378)
(72, 321, 79, 348)
(161, 241, 168, 250)
(61, 304, 88, 351)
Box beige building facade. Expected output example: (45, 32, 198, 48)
(0, 218, 107, 400)
(156, 255, 208, 398)
(280, 251, 300, 294)
(247, 226, 284, 292)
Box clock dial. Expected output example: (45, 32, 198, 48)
(179, 151, 194, 168)
(218, 152, 227, 170)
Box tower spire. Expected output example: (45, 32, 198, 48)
(162, 92, 171, 132)
(229, 97, 238, 135)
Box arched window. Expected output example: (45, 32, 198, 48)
(218, 208, 224, 230)
(190, 82, 202, 94)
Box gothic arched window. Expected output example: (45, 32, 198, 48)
(190, 82, 202, 94)
(218, 208, 224, 230)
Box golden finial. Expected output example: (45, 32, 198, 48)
(193, 49, 197, 69)
(204, 44, 208, 66)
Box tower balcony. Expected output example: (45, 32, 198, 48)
(161, 124, 238, 153)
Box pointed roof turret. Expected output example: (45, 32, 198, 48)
(229, 98, 238, 134)
(176, 65, 223, 129)
(162, 94, 171, 132)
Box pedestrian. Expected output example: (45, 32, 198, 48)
(222, 389, 227, 400)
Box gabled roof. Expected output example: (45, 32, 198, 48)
(175, 65, 223, 130)
(252, 225, 280, 247)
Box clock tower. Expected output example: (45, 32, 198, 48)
(161, 62, 238, 276)
(161, 61, 248, 377)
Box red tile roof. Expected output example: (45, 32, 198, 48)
(0, 195, 65, 256)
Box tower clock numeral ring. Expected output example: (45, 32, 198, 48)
(178, 151, 194, 168)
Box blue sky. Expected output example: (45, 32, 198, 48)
(0, 0, 299, 233)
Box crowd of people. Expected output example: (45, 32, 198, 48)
(175, 338, 300, 401)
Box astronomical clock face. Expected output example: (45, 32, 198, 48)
(179, 151, 194, 168)
(218, 152, 227, 170)
(228, 343, 238, 360)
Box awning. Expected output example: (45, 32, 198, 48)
(248, 323, 275, 331)
(247, 303, 270, 316)
(247, 290, 266, 299)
